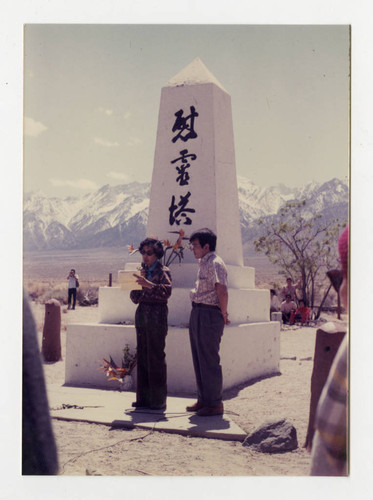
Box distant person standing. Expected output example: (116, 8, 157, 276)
(281, 277, 302, 302)
(67, 268, 79, 310)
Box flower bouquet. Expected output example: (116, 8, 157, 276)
(99, 344, 137, 391)
(127, 229, 188, 267)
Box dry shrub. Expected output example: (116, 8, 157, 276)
(25, 279, 99, 306)
(37, 283, 67, 305)
(26, 281, 51, 301)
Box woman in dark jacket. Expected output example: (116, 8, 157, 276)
(130, 238, 172, 410)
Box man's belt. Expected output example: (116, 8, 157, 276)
(192, 301, 220, 311)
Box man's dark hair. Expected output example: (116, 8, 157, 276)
(189, 228, 217, 251)
(139, 238, 164, 259)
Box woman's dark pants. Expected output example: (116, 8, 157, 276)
(135, 303, 168, 408)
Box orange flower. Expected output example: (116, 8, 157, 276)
(175, 229, 185, 248)
(163, 239, 171, 247)
(127, 244, 136, 254)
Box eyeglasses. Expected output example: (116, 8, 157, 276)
(140, 250, 154, 256)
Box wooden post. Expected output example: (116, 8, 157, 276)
(304, 327, 346, 450)
(42, 299, 62, 362)
(109, 273, 112, 287)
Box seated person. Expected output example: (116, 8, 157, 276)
(270, 289, 280, 312)
(280, 294, 297, 324)
(281, 277, 301, 302)
(290, 300, 311, 325)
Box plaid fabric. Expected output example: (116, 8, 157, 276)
(311, 335, 348, 475)
(130, 261, 172, 304)
(190, 252, 228, 306)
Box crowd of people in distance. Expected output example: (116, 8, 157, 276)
(270, 277, 311, 325)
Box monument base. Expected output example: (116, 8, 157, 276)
(65, 321, 280, 395)
(98, 286, 270, 325)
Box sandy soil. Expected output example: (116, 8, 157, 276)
(31, 301, 343, 477)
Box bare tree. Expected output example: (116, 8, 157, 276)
(253, 200, 346, 309)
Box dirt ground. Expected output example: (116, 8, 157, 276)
(30, 301, 346, 477)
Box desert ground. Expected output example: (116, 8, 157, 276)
(25, 248, 345, 477)
(30, 302, 344, 477)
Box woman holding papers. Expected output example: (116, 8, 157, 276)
(130, 238, 172, 410)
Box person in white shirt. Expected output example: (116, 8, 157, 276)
(270, 289, 280, 312)
(280, 294, 297, 324)
(186, 228, 229, 417)
(67, 268, 79, 310)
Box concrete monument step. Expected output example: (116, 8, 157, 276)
(65, 321, 280, 393)
(99, 286, 270, 325)
(47, 384, 247, 441)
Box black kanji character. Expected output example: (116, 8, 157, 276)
(169, 192, 196, 226)
(171, 106, 199, 143)
(170, 149, 197, 186)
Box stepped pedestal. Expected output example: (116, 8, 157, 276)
(65, 58, 280, 394)
(65, 264, 280, 393)
(65, 320, 280, 395)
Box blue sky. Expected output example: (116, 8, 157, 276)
(24, 24, 350, 197)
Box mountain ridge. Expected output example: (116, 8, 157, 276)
(23, 177, 348, 252)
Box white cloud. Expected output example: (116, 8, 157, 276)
(24, 116, 47, 137)
(127, 136, 142, 147)
(50, 178, 98, 190)
(107, 171, 132, 183)
(94, 137, 119, 147)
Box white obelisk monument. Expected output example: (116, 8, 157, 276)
(147, 57, 243, 267)
(65, 59, 280, 394)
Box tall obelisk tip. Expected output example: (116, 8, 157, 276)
(166, 57, 227, 92)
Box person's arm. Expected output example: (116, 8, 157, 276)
(130, 290, 142, 304)
(133, 266, 172, 300)
(216, 283, 230, 325)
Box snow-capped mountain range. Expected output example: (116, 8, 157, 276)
(23, 177, 349, 252)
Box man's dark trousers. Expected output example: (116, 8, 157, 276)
(189, 306, 224, 407)
(68, 288, 76, 308)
